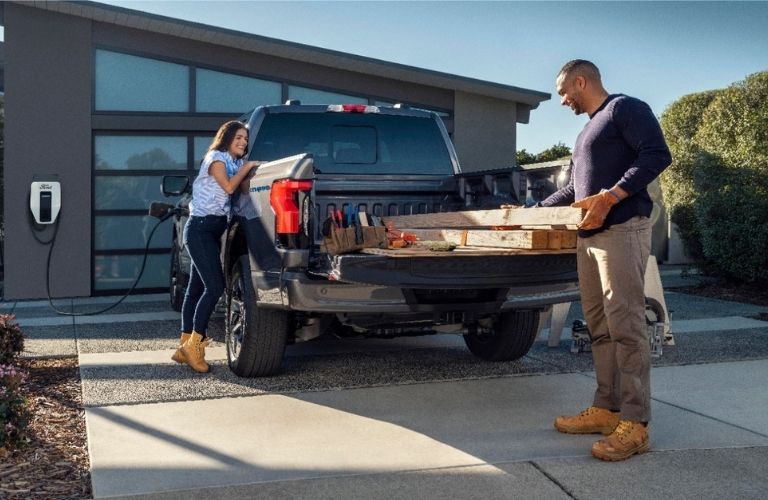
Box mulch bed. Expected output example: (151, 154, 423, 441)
(1, 357, 92, 499)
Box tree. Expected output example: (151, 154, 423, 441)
(535, 142, 571, 163)
(516, 149, 536, 166)
(516, 142, 571, 165)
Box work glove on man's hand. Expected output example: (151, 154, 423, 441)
(571, 189, 621, 230)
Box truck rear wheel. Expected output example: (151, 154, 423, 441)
(226, 255, 288, 377)
(463, 310, 540, 361)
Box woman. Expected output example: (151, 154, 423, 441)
(172, 121, 259, 373)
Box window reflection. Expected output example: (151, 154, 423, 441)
(288, 85, 367, 105)
(94, 254, 169, 290)
(95, 136, 187, 171)
(95, 215, 174, 250)
(95, 176, 177, 210)
(196, 68, 281, 112)
(95, 50, 188, 112)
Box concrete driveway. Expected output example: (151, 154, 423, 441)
(7, 267, 768, 499)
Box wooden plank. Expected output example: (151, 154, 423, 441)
(547, 231, 563, 250)
(360, 246, 576, 258)
(404, 228, 576, 250)
(382, 206, 584, 229)
(561, 230, 578, 249)
(407, 229, 550, 249)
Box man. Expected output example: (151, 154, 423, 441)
(539, 60, 671, 461)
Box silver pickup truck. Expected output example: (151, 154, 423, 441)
(166, 103, 579, 377)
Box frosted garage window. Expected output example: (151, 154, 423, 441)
(194, 136, 214, 167)
(196, 69, 281, 112)
(95, 176, 179, 210)
(95, 136, 187, 171)
(95, 50, 189, 111)
(288, 86, 367, 105)
(94, 254, 169, 291)
(94, 215, 173, 251)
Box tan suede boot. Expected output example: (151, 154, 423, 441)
(180, 332, 211, 373)
(171, 332, 192, 364)
(591, 420, 650, 461)
(554, 406, 620, 435)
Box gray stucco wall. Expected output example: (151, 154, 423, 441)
(452, 91, 517, 172)
(4, 4, 92, 299)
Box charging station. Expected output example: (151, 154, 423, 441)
(30, 176, 61, 225)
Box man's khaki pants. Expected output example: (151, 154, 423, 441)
(577, 216, 652, 423)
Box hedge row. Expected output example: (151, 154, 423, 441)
(660, 71, 768, 281)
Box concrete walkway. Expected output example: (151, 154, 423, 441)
(84, 361, 768, 499)
(5, 270, 768, 499)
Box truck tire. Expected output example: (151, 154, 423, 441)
(463, 310, 540, 361)
(226, 255, 288, 377)
(169, 245, 185, 312)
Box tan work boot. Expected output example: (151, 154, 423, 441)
(180, 332, 211, 373)
(171, 332, 192, 364)
(592, 420, 649, 461)
(554, 406, 620, 435)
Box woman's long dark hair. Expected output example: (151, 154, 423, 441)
(208, 120, 249, 158)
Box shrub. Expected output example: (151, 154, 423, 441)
(659, 90, 720, 261)
(660, 71, 768, 282)
(689, 72, 768, 281)
(0, 363, 30, 451)
(0, 314, 24, 365)
(693, 154, 768, 282)
(695, 72, 768, 170)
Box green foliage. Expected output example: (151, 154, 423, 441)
(516, 142, 571, 165)
(659, 90, 720, 260)
(693, 154, 768, 281)
(0, 315, 24, 365)
(0, 363, 30, 451)
(660, 71, 768, 282)
(695, 72, 768, 171)
(536, 142, 571, 163)
(516, 149, 536, 166)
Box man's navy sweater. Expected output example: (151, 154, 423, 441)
(540, 94, 672, 237)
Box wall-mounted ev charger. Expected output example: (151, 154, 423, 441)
(30, 179, 61, 225)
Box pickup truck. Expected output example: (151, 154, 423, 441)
(164, 103, 579, 377)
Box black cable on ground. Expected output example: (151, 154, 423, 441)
(40, 211, 167, 316)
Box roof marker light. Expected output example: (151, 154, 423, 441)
(327, 104, 380, 113)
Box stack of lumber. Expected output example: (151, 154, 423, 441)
(365, 206, 583, 257)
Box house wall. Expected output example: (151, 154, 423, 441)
(4, 4, 92, 299)
(453, 91, 517, 172)
(2, 4, 529, 299)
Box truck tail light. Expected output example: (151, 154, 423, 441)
(326, 104, 379, 114)
(270, 179, 313, 234)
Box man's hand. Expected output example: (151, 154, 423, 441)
(571, 189, 623, 230)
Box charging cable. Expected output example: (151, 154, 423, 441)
(34, 205, 174, 316)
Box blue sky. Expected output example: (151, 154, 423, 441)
(101, 1, 768, 154)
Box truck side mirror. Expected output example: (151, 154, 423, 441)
(162, 175, 190, 196)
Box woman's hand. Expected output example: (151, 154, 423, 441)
(210, 160, 262, 195)
(239, 161, 262, 193)
(243, 160, 262, 171)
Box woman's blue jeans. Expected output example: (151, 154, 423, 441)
(181, 215, 227, 335)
